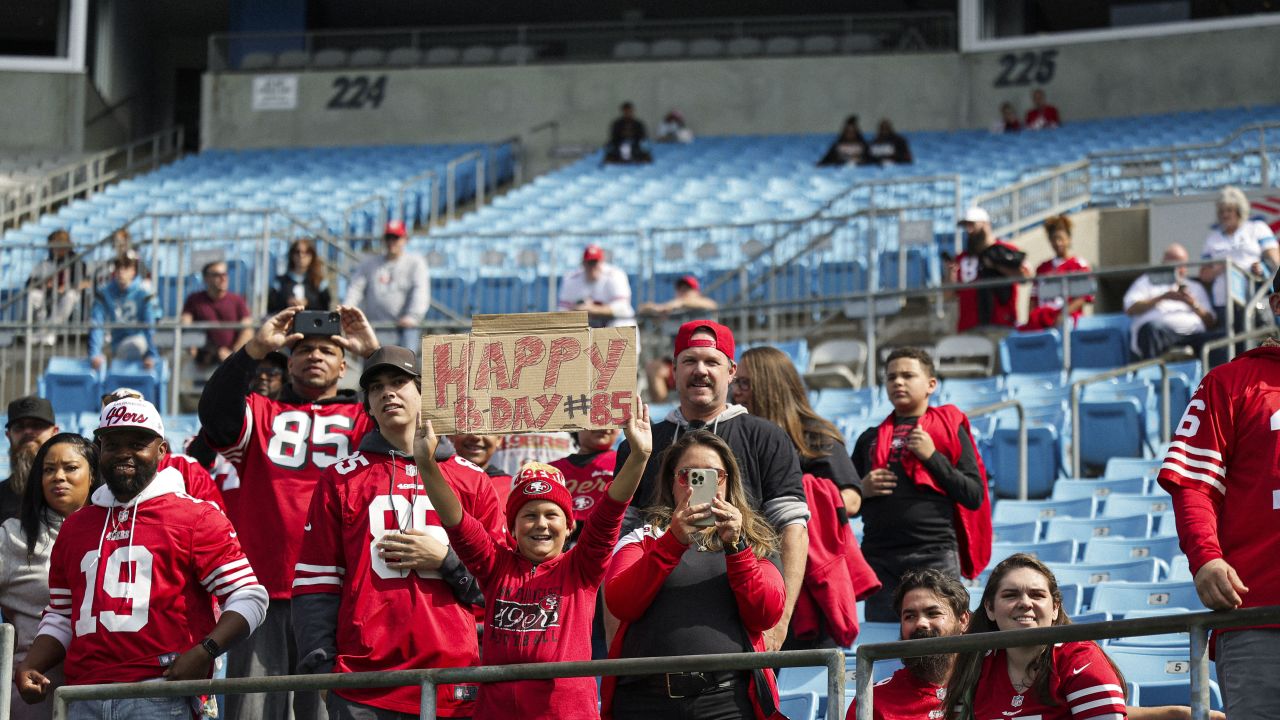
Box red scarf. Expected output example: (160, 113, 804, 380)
(873, 404, 992, 578)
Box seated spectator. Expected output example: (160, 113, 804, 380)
(88, 252, 159, 371)
(1124, 243, 1217, 359)
(605, 101, 652, 164)
(1021, 214, 1093, 330)
(655, 110, 693, 144)
(818, 115, 869, 166)
(944, 554, 1127, 720)
(343, 221, 430, 349)
(638, 275, 718, 319)
(268, 238, 331, 313)
(865, 119, 913, 165)
(450, 432, 512, 503)
(1, 433, 99, 720)
(947, 206, 1031, 333)
(603, 430, 784, 719)
(1198, 185, 1278, 327)
(181, 260, 252, 368)
(26, 229, 90, 347)
(1024, 88, 1061, 129)
(558, 244, 636, 328)
(91, 228, 151, 290)
(998, 101, 1022, 133)
(414, 400, 652, 719)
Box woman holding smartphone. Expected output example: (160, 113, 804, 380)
(602, 430, 786, 720)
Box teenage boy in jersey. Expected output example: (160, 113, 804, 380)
(851, 347, 991, 622)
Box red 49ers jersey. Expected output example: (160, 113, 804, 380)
(293, 452, 502, 716)
(861, 668, 948, 720)
(44, 469, 261, 685)
(216, 393, 374, 598)
(1158, 346, 1280, 611)
(972, 642, 1125, 720)
(550, 450, 616, 524)
(160, 452, 224, 509)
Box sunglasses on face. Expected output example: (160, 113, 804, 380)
(675, 467, 727, 485)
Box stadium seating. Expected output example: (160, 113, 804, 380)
(1000, 330, 1063, 374)
(1051, 476, 1146, 501)
(992, 498, 1094, 524)
(1108, 646, 1224, 710)
(990, 539, 1077, 564)
(37, 357, 102, 414)
(1090, 581, 1202, 616)
(1043, 514, 1153, 544)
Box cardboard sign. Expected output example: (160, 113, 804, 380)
(420, 312, 638, 435)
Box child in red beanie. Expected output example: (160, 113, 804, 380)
(413, 398, 652, 720)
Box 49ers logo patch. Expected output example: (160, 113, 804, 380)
(492, 595, 560, 633)
(573, 495, 595, 511)
(523, 480, 553, 495)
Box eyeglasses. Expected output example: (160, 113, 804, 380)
(290, 249, 314, 257)
(675, 467, 727, 485)
(731, 377, 752, 390)
(205, 271, 228, 278)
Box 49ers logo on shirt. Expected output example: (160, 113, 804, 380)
(492, 594, 561, 633)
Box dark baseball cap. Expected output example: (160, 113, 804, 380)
(7, 395, 55, 428)
(359, 345, 420, 390)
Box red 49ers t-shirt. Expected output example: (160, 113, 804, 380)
(550, 450, 616, 524)
(858, 667, 948, 720)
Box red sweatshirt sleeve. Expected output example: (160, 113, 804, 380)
(445, 510, 501, 589)
(1170, 483, 1224, 575)
(725, 546, 786, 633)
(570, 494, 629, 587)
(604, 530, 686, 622)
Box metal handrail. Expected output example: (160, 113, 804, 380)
(970, 158, 1091, 239)
(0, 624, 13, 720)
(445, 151, 486, 222)
(854, 604, 1280, 720)
(967, 399, 1028, 500)
(1088, 120, 1280, 160)
(1199, 325, 1276, 370)
(1069, 356, 1174, 477)
(53, 648, 846, 720)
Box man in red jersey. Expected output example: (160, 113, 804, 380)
(101, 387, 224, 507)
(15, 397, 268, 718)
(294, 345, 502, 719)
(199, 305, 381, 720)
(948, 206, 1031, 333)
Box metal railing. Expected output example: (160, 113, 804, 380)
(53, 648, 846, 720)
(968, 399, 1029, 500)
(1069, 356, 1175, 478)
(972, 159, 1091, 239)
(1199, 325, 1277, 370)
(0, 624, 13, 720)
(854, 604, 1280, 720)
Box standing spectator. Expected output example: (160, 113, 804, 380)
(615, 320, 810, 651)
(182, 260, 253, 368)
(948, 206, 1031, 333)
(344, 220, 430, 349)
(656, 110, 693, 143)
(1124, 244, 1217, 359)
(818, 115, 870, 166)
(14, 398, 269, 716)
(604, 430, 785, 719)
(26, 229, 90, 346)
(450, 432, 513, 504)
(198, 305, 380, 720)
(1198, 185, 1278, 325)
(557, 244, 636, 328)
(269, 238, 332, 313)
(413, 398, 652, 720)
(1022, 214, 1093, 331)
(640, 275, 717, 402)
(1024, 88, 1061, 129)
(0, 433, 98, 720)
(88, 252, 159, 371)
(998, 101, 1022, 133)
(1, 397, 61, 523)
(551, 428, 621, 536)
(865, 119, 913, 165)
(851, 347, 990, 622)
(293, 345, 501, 719)
(605, 101, 652, 164)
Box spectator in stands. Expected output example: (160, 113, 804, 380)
(489, 432, 574, 477)
(344, 220, 430, 350)
(450, 432, 512, 503)
(268, 238, 331, 313)
(558, 244, 637, 328)
(604, 430, 784, 718)
(26, 229, 90, 347)
(182, 260, 253, 368)
(1024, 88, 1061, 129)
(250, 350, 288, 399)
(851, 347, 990, 622)
(1022, 214, 1093, 331)
(615, 320, 810, 651)
(87, 252, 159, 371)
(1, 397, 59, 523)
(293, 345, 499, 720)
(1198, 185, 1278, 327)
(91, 228, 151, 290)
(605, 101, 652, 164)
(0, 433, 98, 720)
(948, 206, 1031, 333)
(944, 554, 1126, 720)
(865, 119, 913, 165)
(413, 397, 651, 719)
(818, 115, 870, 166)
(1124, 243, 1217, 359)
(199, 305, 381, 720)
(640, 275, 718, 402)
(551, 427, 621, 541)
(656, 109, 693, 143)
(998, 101, 1022, 133)
(99, 387, 223, 507)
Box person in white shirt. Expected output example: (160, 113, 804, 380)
(1199, 185, 1278, 315)
(343, 220, 430, 349)
(556, 244, 636, 328)
(1125, 243, 1217, 359)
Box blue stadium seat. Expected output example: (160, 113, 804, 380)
(1077, 398, 1146, 473)
(853, 622, 903, 648)
(990, 539, 1077, 564)
(1129, 679, 1223, 710)
(1046, 559, 1160, 589)
(1108, 646, 1222, 708)
(777, 692, 818, 720)
(1168, 555, 1192, 581)
(1043, 514, 1152, 544)
(991, 520, 1040, 543)
(103, 359, 168, 411)
(1000, 330, 1063, 374)
(1101, 492, 1172, 518)
(1082, 535, 1181, 567)
(38, 357, 103, 415)
(992, 498, 1094, 524)
(1105, 457, 1161, 479)
(1091, 582, 1202, 617)
(988, 426, 1062, 499)
(1068, 326, 1129, 369)
(1051, 477, 1146, 501)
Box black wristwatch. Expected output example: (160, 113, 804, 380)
(728, 537, 750, 555)
(199, 637, 224, 658)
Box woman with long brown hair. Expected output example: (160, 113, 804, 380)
(268, 237, 331, 312)
(602, 430, 784, 719)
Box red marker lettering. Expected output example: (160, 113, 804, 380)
(543, 337, 581, 389)
(489, 396, 513, 432)
(433, 342, 472, 409)
(534, 394, 562, 429)
(473, 341, 513, 391)
(511, 397, 537, 432)
(588, 338, 628, 390)
(511, 336, 545, 387)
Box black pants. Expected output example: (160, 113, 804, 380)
(864, 547, 962, 623)
(612, 676, 754, 720)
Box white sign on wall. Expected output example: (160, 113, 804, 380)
(252, 75, 298, 111)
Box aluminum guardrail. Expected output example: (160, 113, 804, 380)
(0, 624, 14, 720)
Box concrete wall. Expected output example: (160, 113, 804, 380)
(203, 23, 1280, 149)
(0, 72, 86, 154)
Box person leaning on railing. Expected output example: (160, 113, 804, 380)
(601, 430, 786, 720)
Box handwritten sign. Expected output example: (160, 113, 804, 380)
(421, 312, 638, 435)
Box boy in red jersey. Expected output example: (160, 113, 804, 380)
(550, 428, 620, 538)
(15, 398, 268, 718)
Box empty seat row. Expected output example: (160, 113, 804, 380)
(611, 33, 880, 60)
(238, 44, 534, 71)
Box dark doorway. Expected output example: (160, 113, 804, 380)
(173, 68, 203, 151)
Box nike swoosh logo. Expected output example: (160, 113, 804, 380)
(304, 522, 312, 531)
(229, 531, 237, 538)
(1072, 662, 1092, 675)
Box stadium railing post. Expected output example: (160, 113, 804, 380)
(418, 678, 437, 720)
(0, 624, 14, 720)
(1189, 622, 1211, 720)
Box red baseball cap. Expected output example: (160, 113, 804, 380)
(673, 320, 735, 362)
(384, 220, 408, 239)
(582, 244, 605, 263)
(677, 275, 700, 291)
(504, 463, 575, 531)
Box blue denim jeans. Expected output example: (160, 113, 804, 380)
(66, 696, 193, 720)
